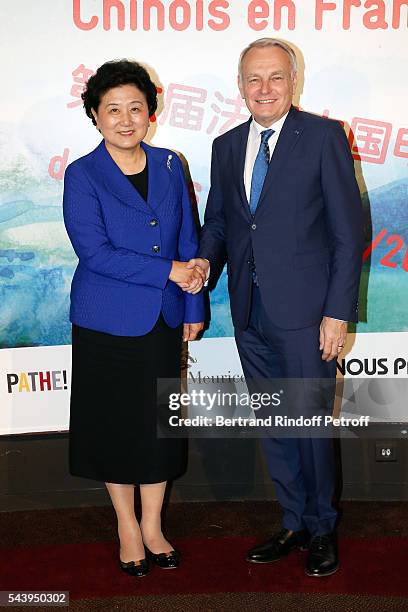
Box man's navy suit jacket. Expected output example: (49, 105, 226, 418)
(199, 106, 364, 331)
(63, 140, 204, 336)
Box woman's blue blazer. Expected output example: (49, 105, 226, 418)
(63, 140, 204, 336)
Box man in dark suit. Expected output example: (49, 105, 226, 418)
(188, 38, 364, 576)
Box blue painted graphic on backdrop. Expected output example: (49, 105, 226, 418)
(1, 175, 407, 347)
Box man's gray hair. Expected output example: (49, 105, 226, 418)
(238, 38, 298, 78)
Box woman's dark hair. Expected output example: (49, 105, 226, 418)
(82, 59, 158, 124)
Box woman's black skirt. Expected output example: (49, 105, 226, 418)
(69, 317, 186, 484)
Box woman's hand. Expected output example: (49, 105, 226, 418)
(183, 322, 204, 341)
(169, 261, 205, 291)
(184, 258, 210, 294)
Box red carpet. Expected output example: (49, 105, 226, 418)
(1, 536, 407, 599)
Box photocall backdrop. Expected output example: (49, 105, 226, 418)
(0, 1, 407, 434)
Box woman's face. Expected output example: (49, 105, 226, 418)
(91, 84, 150, 153)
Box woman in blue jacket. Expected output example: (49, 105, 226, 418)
(63, 60, 204, 577)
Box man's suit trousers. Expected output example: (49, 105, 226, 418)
(235, 285, 338, 536)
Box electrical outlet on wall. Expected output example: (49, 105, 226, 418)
(375, 441, 397, 462)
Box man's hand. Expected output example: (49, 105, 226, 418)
(169, 261, 205, 291)
(183, 322, 204, 341)
(319, 316, 347, 361)
(183, 258, 210, 294)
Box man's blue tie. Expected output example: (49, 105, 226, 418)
(249, 129, 274, 216)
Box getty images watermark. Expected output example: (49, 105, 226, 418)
(167, 389, 369, 428)
(154, 377, 403, 439)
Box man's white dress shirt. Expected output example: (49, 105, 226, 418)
(244, 112, 289, 202)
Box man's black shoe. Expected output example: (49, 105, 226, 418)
(305, 532, 339, 577)
(246, 528, 310, 564)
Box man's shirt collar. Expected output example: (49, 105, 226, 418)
(250, 110, 289, 138)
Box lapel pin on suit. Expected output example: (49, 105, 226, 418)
(167, 154, 173, 171)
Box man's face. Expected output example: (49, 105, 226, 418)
(238, 46, 297, 127)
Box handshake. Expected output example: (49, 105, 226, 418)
(169, 258, 210, 294)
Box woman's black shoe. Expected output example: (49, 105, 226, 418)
(119, 557, 149, 577)
(146, 548, 180, 569)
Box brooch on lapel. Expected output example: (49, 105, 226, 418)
(167, 154, 173, 171)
